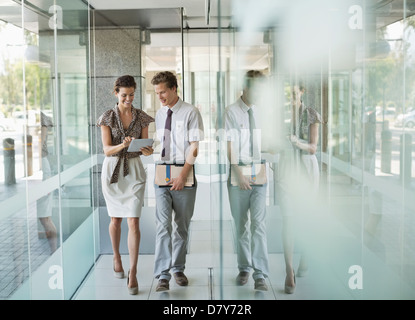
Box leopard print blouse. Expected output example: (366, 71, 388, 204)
(297, 103, 321, 142)
(40, 111, 53, 158)
(96, 104, 154, 183)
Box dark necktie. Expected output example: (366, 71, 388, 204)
(248, 108, 256, 158)
(161, 108, 173, 161)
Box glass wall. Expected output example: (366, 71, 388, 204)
(138, 0, 415, 300)
(213, 0, 415, 299)
(1, 0, 414, 301)
(141, 11, 223, 252)
(0, 0, 96, 300)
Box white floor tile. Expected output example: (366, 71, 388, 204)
(73, 219, 365, 300)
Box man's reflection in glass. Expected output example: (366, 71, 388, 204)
(225, 70, 269, 291)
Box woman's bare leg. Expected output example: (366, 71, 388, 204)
(127, 217, 140, 289)
(109, 217, 123, 273)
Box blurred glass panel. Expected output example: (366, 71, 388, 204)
(223, 0, 415, 300)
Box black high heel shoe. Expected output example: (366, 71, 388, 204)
(284, 272, 296, 294)
(127, 270, 138, 295)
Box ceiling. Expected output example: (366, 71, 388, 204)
(2, 0, 415, 73)
(1, 0, 415, 34)
(88, 0, 233, 30)
(0, 0, 232, 34)
(88, 0, 415, 31)
(2, 0, 415, 32)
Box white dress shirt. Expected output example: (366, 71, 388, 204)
(155, 98, 204, 164)
(224, 97, 261, 164)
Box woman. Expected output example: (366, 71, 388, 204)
(37, 111, 57, 254)
(96, 75, 154, 295)
(283, 82, 321, 294)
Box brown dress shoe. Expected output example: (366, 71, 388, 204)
(173, 272, 189, 286)
(156, 279, 169, 292)
(235, 271, 250, 285)
(254, 278, 268, 291)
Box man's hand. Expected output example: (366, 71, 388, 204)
(168, 174, 186, 191)
(236, 170, 252, 190)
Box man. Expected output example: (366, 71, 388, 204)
(224, 70, 269, 291)
(152, 71, 204, 291)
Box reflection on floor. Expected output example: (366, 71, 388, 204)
(72, 220, 354, 300)
(2, 186, 414, 300)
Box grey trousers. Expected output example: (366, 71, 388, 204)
(227, 181, 269, 280)
(153, 182, 197, 280)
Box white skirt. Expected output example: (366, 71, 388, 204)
(300, 154, 320, 194)
(37, 157, 53, 218)
(101, 156, 146, 218)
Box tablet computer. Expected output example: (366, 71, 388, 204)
(127, 139, 154, 152)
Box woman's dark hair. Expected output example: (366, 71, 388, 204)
(113, 75, 137, 93)
(151, 71, 178, 89)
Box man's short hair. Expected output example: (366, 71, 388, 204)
(244, 70, 265, 89)
(151, 71, 178, 89)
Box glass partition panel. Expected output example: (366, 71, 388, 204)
(0, 2, 31, 300)
(0, 0, 64, 299)
(219, 0, 415, 300)
(0, 0, 92, 300)
(47, 0, 92, 300)
(403, 15, 415, 294)
(218, 1, 278, 298)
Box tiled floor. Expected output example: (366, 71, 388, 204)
(72, 200, 415, 301)
(0, 202, 53, 299)
(72, 220, 352, 300)
(3, 179, 414, 300)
